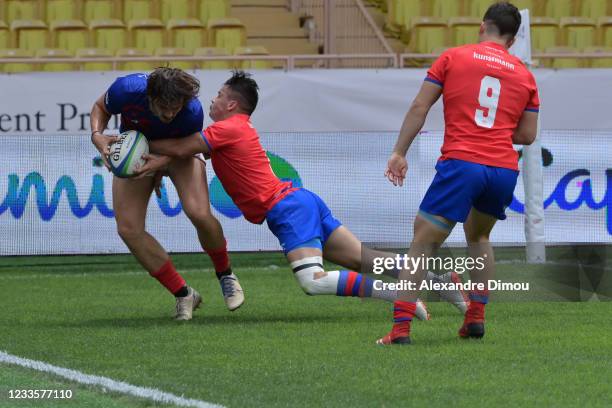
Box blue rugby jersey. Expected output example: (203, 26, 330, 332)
(104, 73, 203, 140)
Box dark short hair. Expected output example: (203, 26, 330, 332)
(224, 70, 259, 115)
(147, 67, 200, 109)
(483, 1, 522, 39)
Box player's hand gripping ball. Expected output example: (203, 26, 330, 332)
(108, 130, 149, 178)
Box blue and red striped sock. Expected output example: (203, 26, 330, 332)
(392, 300, 416, 338)
(336, 270, 374, 297)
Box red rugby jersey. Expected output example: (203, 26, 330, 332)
(201, 114, 295, 224)
(426, 41, 540, 170)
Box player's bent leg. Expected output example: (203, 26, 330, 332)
(113, 175, 165, 271)
(168, 157, 244, 311)
(287, 247, 337, 295)
(322, 226, 362, 271)
(285, 245, 430, 319)
(458, 208, 498, 338)
(113, 176, 200, 319)
(265, 189, 430, 316)
(377, 213, 454, 345)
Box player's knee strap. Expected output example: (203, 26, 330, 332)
(290, 256, 338, 295)
(418, 210, 456, 232)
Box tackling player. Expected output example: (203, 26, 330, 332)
(378, 1, 539, 345)
(90, 68, 244, 321)
(135, 71, 469, 319)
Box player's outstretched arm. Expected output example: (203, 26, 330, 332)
(149, 131, 210, 158)
(386, 82, 442, 186)
(134, 131, 211, 177)
(512, 111, 538, 145)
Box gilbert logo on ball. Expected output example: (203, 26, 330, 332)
(109, 130, 149, 178)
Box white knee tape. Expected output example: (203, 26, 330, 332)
(290, 256, 341, 295)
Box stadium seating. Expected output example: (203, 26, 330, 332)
(531, 17, 558, 51)
(200, 0, 230, 26)
(545, 0, 575, 19)
(116, 47, 157, 70)
(399, 0, 426, 30)
(469, 0, 537, 17)
(585, 46, 612, 67)
(160, 0, 193, 24)
(599, 16, 612, 47)
(0, 21, 9, 49)
(232, 9, 299, 34)
(46, 0, 80, 23)
(467, 0, 490, 17)
(245, 37, 318, 57)
(154, 47, 193, 69)
(561, 17, 596, 49)
(235, 45, 272, 69)
(83, 0, 116, 23)
(76, 47, 114, 70)
(405, 17, 447, 53)
(51, 20, 88, 55)
(0, 0, 324, 72)
(431, 0, 461, 19)
(11, 20, 48, 52)
(449, 17, 481, 46)
(194, 46, 232, 69)
(0, 48, 35, 72)
(580, 0, 610, 18)
(90, 19, 127, 53)
(168, 18, 205, 52)
(546, 46, 582, 68)
(128, 18, 165, 53)
(208, 18, 246, 53)
(1, 0, 610, 71)
(512, 0, 538, 15)
(36, 47, 73, 71)
(124, 0, 157, 21)
(6, 0, 42, 24)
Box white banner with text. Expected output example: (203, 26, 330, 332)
(0, 130, 609, 255)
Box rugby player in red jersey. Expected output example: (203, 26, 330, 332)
(379, 1, 540, 345)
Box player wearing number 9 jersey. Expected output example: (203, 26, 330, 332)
(379, 1, 539, 345)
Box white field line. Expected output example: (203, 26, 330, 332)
(0, 350, 224, 408)
(0, 266, 283, 280)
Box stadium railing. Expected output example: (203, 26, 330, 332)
(0, 53, 399, 70)
(4, 50, 612, 71)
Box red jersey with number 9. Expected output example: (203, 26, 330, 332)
(426, 41, 539, 171)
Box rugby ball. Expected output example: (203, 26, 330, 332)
(109, 130, 149, 178)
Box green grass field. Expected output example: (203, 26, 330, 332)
(1, 252, 611, 407)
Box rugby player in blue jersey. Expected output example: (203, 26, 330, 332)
(90, 67, 244, 320)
